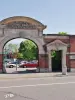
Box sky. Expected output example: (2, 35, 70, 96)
(6, 38, 26, 44)
(0, 0, 75, 35)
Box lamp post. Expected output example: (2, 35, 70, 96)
(15, 51, 18, 71)
(3, 48, 7, 73)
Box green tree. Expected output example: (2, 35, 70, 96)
(19, 40, 38, 60)
(4, 43, 19, 59)
(4, 43, 19, 53)
(58, 32, 67, 35)
(17, 53, 23, 59)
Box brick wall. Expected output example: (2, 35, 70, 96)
(70, 60, 75, 68)
(70, 36, 75, 52)
(39, 54, 48, 68)
(69, 36, 75, 68)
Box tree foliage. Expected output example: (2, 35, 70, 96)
(17, 53, 23, 59)
(19, 40, 38, 60)
(4, 43, 19, 54)
(58, 32, 67, 35)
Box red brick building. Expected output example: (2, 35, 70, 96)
(43, 34, 75, 73)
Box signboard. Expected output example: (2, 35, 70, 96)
(70, 55, 75, 59)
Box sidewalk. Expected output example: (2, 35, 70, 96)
(0, 72, 75, 80)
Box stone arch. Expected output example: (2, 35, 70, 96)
(0, 32, 45, 54)
(0, 16, 46, 30)
(0, 16, 46, 73)
(0, 32, 45, 73)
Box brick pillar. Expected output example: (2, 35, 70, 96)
(39, 54, 46, 68)
(66, 55, 70, 72)
(45, 54, 48, 68)
(38, 54, 48, 72)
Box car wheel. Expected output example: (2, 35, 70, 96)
(23, 66, 25, 68)
(25, 66, 27, 68)
(9, 65, 13, 68)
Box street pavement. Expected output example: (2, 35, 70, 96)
(0, 73, 75, 100)
(6, 67, 27, 73)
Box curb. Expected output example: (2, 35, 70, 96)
(0, 74, 67, 80)
(0, 75, 55, 80)
(0, 73, 74, 80)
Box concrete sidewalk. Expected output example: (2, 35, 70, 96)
(0, 72, 74, 80)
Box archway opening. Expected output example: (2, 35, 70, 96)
(51, 50, 62, 72)
(3, 38, 39, 73)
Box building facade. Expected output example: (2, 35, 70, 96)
(0, 16, 75, 74)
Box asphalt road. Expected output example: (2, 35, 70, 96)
(0, 75, 75, 100)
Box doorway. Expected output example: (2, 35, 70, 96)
(52, 50, 62, 72)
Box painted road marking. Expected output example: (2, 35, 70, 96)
(0, 81, 75, 89)
(4, 93, 14, 98)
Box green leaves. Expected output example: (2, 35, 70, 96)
(4, 43, 19, 53)
(4, 39, 38, 60)
(18, 40, 38, 60)
(51, 50, 56, 58)
(58, 32, 67, 35)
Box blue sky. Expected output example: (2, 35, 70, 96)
(0, 0, 75, 34)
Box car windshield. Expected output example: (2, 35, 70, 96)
(12, 62, 16, 64)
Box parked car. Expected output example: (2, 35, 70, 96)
(19, 60, 38, 68)
(19, 61, 28, 68)
(6, 61, 20, 68)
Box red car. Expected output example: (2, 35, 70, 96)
(25, 63, 38, 68)
(19, 61, 38, 68)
